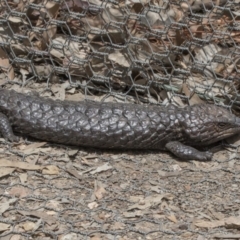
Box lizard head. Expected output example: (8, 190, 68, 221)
(183, 104, 240, 145)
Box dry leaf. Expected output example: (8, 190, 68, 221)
(94, 186, 106, 200)
(59, 233, 80, 240)
(150, 186, 161, 193)
(0, 167, 15, 178)
(46, 200, 61, 210)
(65, 92, 85, 102)
(22, 221, 36, 231)
(208, 208, 225, 220)
(0, 198, 17, 214)
(51, 83, 69, 101)
(0, 47, 15, 80)
(0, 159, 42, 170)
(167, 214, 178, 223)
(90, 163, 112, 174)
(43, 0, 60, 17)
(211, 150, 229, 162)
(81, 157, 94, 166)
(194, 219, 225, 228)
(171, 164, 182, 172)
(9, 235, 22, 240)
(0, 222, 10, 232)
(68, 149, 78, 156)
(123, 210, 145, 218)
(195, 216, 240, 229)
(88, 202, 98, 209)
(46, 211, 57, 216)
(18, 210, 56, 225)
(8, 186, 31, 198)
(66, 168, 82, 180)
(42, 165, 59, 175)
(157, 170, 167, 177)
(90, 235, 102, 240)
(21, 142, 47, 155)
(85, 154, 98, 159)
(111, 222, 125, 230)
(196, 235, 206, 240)
(128, 193, 175, 211)
(182, 83, 204, 105)
(108, 51, 130, 67)
(19, 173, 28, 183)
(225, 216, 240, 229)
(213, 234, 240, 239)
(59, 233, 82, 240)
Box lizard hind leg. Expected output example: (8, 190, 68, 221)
(165, 141, 213, 161)
(0, 113, 19, 142)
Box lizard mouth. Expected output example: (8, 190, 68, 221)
(197, 125, 240, 145)
(213, 127, 240, 143)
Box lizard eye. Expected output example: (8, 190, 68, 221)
(218, 122, 227, 128)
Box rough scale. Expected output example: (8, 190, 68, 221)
(0, 89, 240, 161)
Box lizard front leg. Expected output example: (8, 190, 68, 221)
(0, 113, 19, 142)
(165, 141, 213, 161)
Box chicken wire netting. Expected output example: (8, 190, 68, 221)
(1, 0, 240, 239)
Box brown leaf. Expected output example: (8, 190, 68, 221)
(0, 222, 10, 232)
(0, 167, 15, 178)
(19, 173, 28, 183)
(81, 157, 94, 166)
(195, 216, 240, 229)
(214, 234, 240, 239)
(194, 219, 225, 228)
(68, 149, 78, 156)
(84, 154, 98, 159)
(59, 233, 80, 240)
(90, 235, 102, 240)
(208, 208, 225, 220)
(128, 193, 175, 211)
(225, 216, 240, 229)
(22, 221, 36, 231)
(0, 159, 42, 170)
(94, 186, 106, 200)
(90, 163, 112, 174)
(8, 235, 22, 240)
(45, 200, 61, 210)
(182, 83, 204, 105)
(42, 165, 59, 175)
(51, 83, 69, 101)
(0, 198, 18, 214)
(109, 50, 130, 67)
(44, 0, 60, 18)
(88, 202, 98, 209)
(8, 186, 31, 198)
(21, 142, 47, 155)
(111, 222, 126, 230)
(18, 210, 56, 225)
(0, 47, 15, 80)
(66, 168, 82, 180)
(123, 210, 145, 218)
(189, 25, 204, 39)
(210, 150, 229, 162)
(167, 214, 178, 223)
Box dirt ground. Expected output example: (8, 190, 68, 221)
(0, 86, 240, 240)
(0, 85, 240, 240)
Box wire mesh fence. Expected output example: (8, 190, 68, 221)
(0, 0, 240, 239)
(1, 0, 240, 107)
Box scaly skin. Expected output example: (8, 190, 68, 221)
(0, 89, 240, 161)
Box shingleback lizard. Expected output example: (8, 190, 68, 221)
(0, 88, 240, 161)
